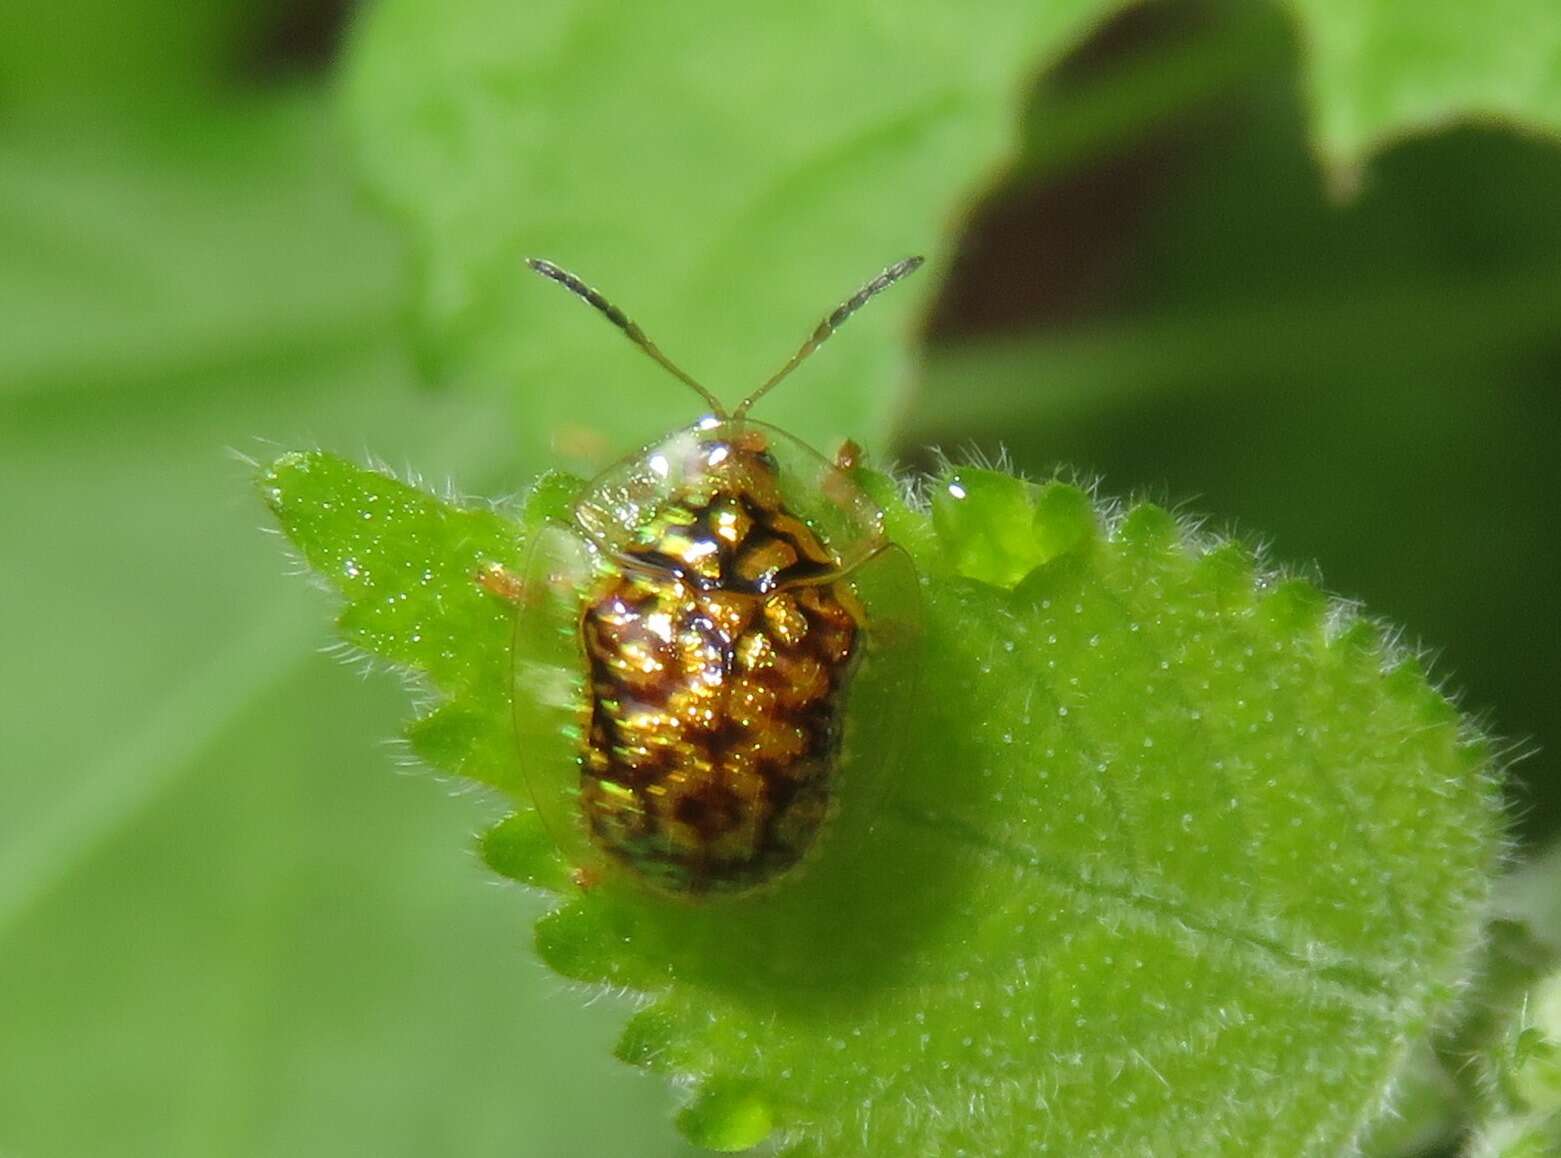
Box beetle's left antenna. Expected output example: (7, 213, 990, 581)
(526, 258, 726, 416)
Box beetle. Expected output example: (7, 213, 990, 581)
(480, 257, 924, 898)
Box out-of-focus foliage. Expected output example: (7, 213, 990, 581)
(341, 0, 1131, 456)
(1363, 864, 1561, 1157)
(1285, 0, 1561, 165)
(1, 0, 1557, 1154)
(0, 0, 256, 112)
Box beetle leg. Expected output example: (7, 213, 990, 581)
(475, 561, 526, 603)
(833, 438, 864, 472)
(823, 439, 870, 510)
(477, 557, 586, 605)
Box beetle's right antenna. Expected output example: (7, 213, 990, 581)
(733, 255, 924, 419)
(526, 258, 727, 416)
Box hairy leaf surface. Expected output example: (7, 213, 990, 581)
(264, 455, 1501, 1154)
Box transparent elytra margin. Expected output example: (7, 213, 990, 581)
(511, 418, 922, 904)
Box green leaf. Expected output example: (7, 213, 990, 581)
(264, 454, 1502, 1153)
(259, 455, 590, 797)
(340, 0, 1125, 457)
(0, 95, 401, 403)
(0, 0, 259, 114)
(1369, 849, 1561, 1158)
(343, 0, 1561, 465)
(1361, 916, 1561, 1157)
(1284, 0, 1561, 170)
(0, 95, 693, 1158)
(1454, 921, 1561, 1157)
(1470, 967, 1561, 1155)
(930, 470, 1095, 586)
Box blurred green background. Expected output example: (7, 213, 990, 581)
(1, 1, 1556, 1155)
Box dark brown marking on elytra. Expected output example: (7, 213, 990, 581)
(577, 444, 861, 894)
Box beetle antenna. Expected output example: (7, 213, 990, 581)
(526, 258, 727, 416)
(733, 256, 924, 419)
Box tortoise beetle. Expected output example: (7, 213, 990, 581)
(482, 258, 923, 897)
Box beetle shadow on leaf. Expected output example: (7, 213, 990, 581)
(549, 564, 976, 1015)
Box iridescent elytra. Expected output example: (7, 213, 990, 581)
(481, 257, 924, 897)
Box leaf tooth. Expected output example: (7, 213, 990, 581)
(614, 1004, 682, 1071)
(1031, 481, 1097, 561)
(409, 705, 521, 794)
(536, 904, 667, 991)
(1114, 502, 1181, 554)
(480, 812, 570, 893)
(1191, 541, 1260, 612)
(676, 1077, 776, 1153)
(1259, 578, 1330, 637)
